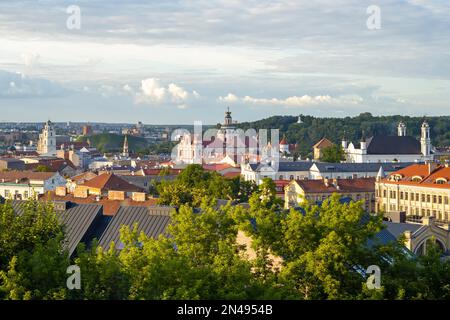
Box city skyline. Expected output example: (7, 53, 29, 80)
(1, 0, 449, 124)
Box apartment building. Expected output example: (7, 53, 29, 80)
(375, 163, 450, 223)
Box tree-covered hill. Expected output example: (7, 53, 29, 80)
(237, 113, 450, 158)
(78, 133, 148, 153)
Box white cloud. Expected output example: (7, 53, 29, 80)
(219, 93, 239, 102)
(140, 78, 166, 102)
(0, 70, 68, 98)
(134, 78, 196, 106)
(193, 90, 201, 99)
(168, 83, 188, 101)
(220, 93, 363, 107)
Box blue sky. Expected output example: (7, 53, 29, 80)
(0, 0, 449, 124)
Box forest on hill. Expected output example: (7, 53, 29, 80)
(78, 133, 149, 154)
(237, 113, 450, 158)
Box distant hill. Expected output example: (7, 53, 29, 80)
(78, 133, 148, 153)
(237, 113, 450, 158)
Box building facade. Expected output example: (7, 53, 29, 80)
(375, 163, 450, 224)
(0, 171, 66, 200)
(285, 177, 376, 212)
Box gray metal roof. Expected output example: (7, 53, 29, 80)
(98, 206, 173, 250)
(12, 201, 103, 256)
(313, 162, 416, 173)
(382, 221, 423, 238)
(249, 161, 313, 172)
(366, 136, 421, 155)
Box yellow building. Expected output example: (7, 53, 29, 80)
(375, 163, 450, 224)
(284, 177, 376, 212)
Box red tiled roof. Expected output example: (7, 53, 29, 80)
(40, 192, 159, 215)
(295, 177, 375, 193)
(80, 172, 144, 192)
(70, 171, 98, 183)
(0, 170, 57, 182)
(26, 159, 76, 172)
(382, 164, 450, 189)
(223, 171, 241, 179)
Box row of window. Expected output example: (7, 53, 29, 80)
(3, 190, 29, 199)
(383, 204, 449, 221)
(379, 189, 450, 205)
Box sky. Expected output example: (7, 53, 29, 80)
(0, 0, 449, 124)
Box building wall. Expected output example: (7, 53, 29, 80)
(376, 181, 450, 222)
(285, 182, 375, 212)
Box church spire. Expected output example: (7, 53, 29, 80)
(122, 134, 129, 157)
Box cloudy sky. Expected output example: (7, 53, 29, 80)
(0, 0, 449, 124)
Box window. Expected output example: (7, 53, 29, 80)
(438, 196, 442, 204)
(416, 193, 419, 201)
(24, 191, 29, 199)
(400, 192, 404, 200)
(4, 190, 10, 198)
(427, 195, 431, 203)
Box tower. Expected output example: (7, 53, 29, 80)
(420, 121, 431, 157)
(341, 130, 348, 149)
(360, 131, 367, 154)
(37, 120, 56, 155)
(280, 135, 289, 154)
(398, 121, 406, 136)
(122, 134, 129, 157)
(223, 107, 233, 128)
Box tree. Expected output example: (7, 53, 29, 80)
(35, 165, 51, 172)
(0, 199, 70, 300)
(320, 145, 345, 163)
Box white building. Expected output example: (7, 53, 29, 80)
(0, 171, 66, 200)
(309, 162, 416, 180)
(241, 161, 313, 184)
(37, 120, 57, 156)
(343, 121, 434, 163)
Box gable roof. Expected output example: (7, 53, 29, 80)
(80, 172, 144, 192)
(383, 164, 450, 189)
(0, 170, 57, 182)
(313, 138, 334, 149)
(11, 200, 103, 256)
(366, 136, 421, 155)
(98, 206, 173, 250)
(294, 177, 375, 193)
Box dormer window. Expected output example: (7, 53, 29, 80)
(435, 178, 447, 184)
(411, 176, 422, 183)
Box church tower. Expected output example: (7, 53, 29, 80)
(420, 121, 431, 157)
(37, 120, 56, 155)
(122, 134, 129, 157)
(397, 121, 407, 136)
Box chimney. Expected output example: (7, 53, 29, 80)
(332, 178, 339, 189)
(423, 216, 435, 226)
(108, 190, 125, 201)
(132, 192, 146, 202)
(427, 161, 438, 174)
(55, 186, 67, 197)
